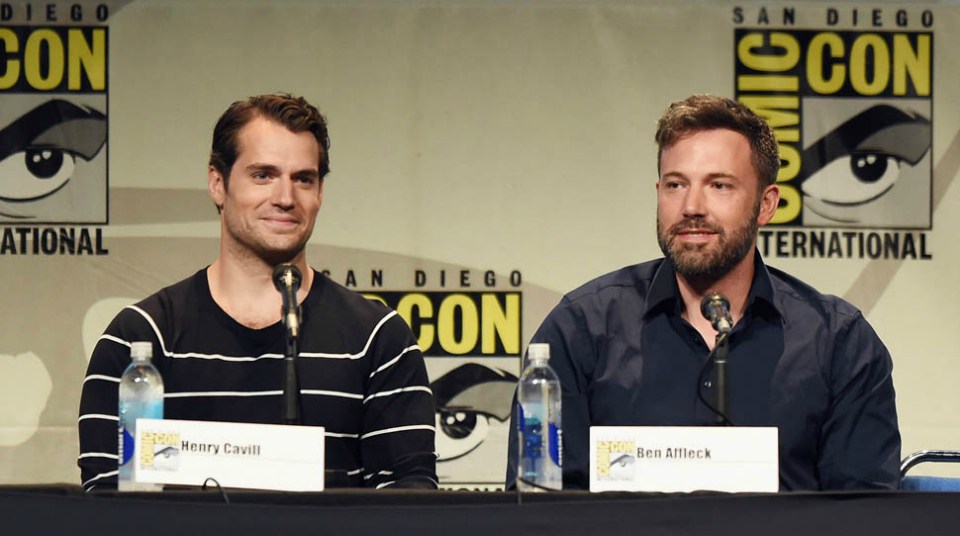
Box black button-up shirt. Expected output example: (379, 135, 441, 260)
(508, 254, 900, 491)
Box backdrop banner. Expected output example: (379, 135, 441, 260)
(1, 0, 956, 489)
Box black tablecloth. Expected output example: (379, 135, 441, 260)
(1, 486, 956, 535)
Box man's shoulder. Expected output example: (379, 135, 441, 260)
(563, 259, 662, 305)
(130, 269, 205, 316)
(311, 271, 395, 325)
(765, 264, 862, 321)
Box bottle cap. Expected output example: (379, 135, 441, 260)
(130, 341, 153, 361)
(527, 343, 550, 362)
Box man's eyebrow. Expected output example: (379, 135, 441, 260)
(245, 163, 281, 174)
(0, 99, 106, 160)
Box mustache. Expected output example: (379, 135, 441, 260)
(668, 217, 723, 236)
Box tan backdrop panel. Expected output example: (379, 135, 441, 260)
(1, 0, 957, 487)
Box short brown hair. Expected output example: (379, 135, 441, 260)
(209, 93, 330, 185)
(655, 94, 780, 187)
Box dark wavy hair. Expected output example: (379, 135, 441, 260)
(209, 93, 330, 186)
(655, 94, 780, 188)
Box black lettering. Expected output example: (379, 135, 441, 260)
(896, 9, 908, 27)
(45, 3, 56, 21)
(783, 7, 795, 25)
(70, 3, 82, 22)
(920, 233, 932, 259)
(883, 233, 899, 259)
(792, 229, 807, 257)
(510, 270, 522, 287)
(826, 8, 838, 26)
(776, 231, 789, 257)
(901, 233, 917, 259)
(415, 270, 426, 287)
(0, 228, 15, 254)
(732, 7, 743, 24)
(460, 270, 470, 288)
(484, 270, 495, 287)
(77, 229, 92, 254)
(59, 227, 76, 254)
(810, 231, 825, 257)
(0, 4, 11, 21)
(921, 10, 933, 28)
(828, 233, 842, 257)
(96, 4, 109, 22)
(757, 6, 769, 24)
(370, 269, 383, 287)
(40, 228, 56, 254)
(872, 8, 882, 27)
(866, 232, 882, 258)
(345, 269, 357, 287)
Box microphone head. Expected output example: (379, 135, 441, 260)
(700, 293, 731, 333)
(272, 263, 302, 291)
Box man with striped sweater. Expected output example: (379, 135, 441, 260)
(78, 94, 437, 491)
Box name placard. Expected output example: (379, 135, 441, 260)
(134, 419, 325, 491)
(589, 426, 778, 493)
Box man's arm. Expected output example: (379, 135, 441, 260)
(360, 313, 437, 489)
(77, 307, 157, 491)
(506, 297, 596, 490)
(818, 312, 901, 490)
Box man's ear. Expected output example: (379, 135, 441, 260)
(208, 166, 226, 211)
(757, 184, 780, 226)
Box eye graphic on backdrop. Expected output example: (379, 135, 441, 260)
(0, 100, 107, 218)
(430, 364, 518, 463)
(798, 105, 931, 224)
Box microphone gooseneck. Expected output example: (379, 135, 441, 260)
(698, 292, 733, 426)
(273, 263, 303, 425)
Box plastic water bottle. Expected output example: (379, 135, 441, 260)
(118, 341, 164, 492)
(517, 343, 562, 491)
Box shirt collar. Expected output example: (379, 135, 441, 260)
(642, 250, 782, 320)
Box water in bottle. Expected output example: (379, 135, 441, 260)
(517, 343, 562, 491)
(118, 341, 164, 492)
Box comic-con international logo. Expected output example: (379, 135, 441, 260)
(734, 13, 934, 259)
(0, 25, 107, 225)
(140, 431, 180, 472)
(596, 440, 636, 482)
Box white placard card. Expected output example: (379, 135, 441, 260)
(589, 426, 778, 493)
(134, 419, 325, 491)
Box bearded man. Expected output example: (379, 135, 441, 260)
(506, 94, 900, 491)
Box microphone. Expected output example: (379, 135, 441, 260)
(273, 263, 302, 338)
(700, 293, 732, 335)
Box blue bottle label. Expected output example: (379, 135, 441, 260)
(549, 422, 561, 466)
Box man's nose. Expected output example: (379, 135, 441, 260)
(272, 177, 296, 208)
(682, 185, 707, 217)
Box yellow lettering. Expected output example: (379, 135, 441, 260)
(437, 294, 478, 355)
(737, 32, 800, 72)
(68, 28, 105, 90)
(25, 29, 64, 90)
(807, 33, 845, 95)
(739, 96, 799, 130)
(395, 293, 435, 352)
(849, 34, 889, 96)
(777, 144, 801, 182)
(771, 184, 801, 224)
(0, 29, 20, 90)
(893, 34, 930, 96)
(481, 294, 520, 354)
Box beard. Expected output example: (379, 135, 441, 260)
(657, 203, 760, 281)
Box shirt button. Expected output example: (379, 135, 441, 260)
(703, 380, 712, 389)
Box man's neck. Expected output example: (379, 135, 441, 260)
(207, 252, 313, 330)
(675, 250, 756, 348)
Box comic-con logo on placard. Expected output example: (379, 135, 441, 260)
(734, 6, 934, 260)
(596, 440, 636, 482)
(1, 23, 109, 255)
